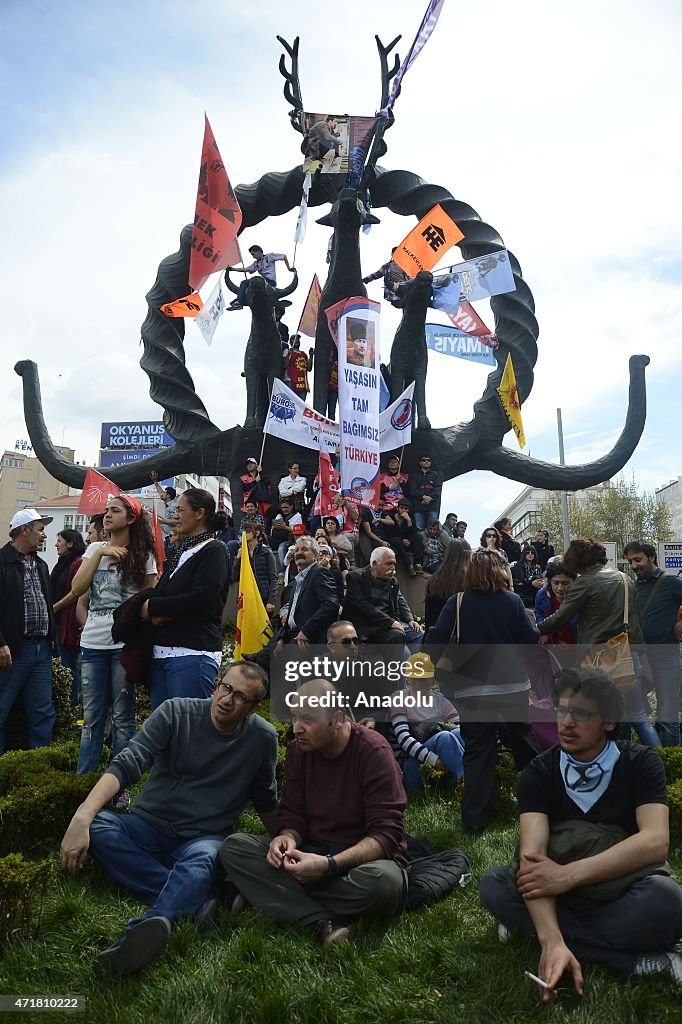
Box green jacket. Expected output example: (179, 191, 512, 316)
(537, 565, 643, 650)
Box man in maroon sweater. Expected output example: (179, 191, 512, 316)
(220, 679, 408, 946)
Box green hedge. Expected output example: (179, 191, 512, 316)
(657, 746, 682, 786)
(0, 853, 53, 944)
(0, 741, 104, 855)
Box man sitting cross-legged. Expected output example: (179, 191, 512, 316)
(60, 662, 278, 974)
(220, 679, 408, 947)
(480, 667, 682, 1002)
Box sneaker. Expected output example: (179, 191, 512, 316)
(408, 565, 417, 577)
(633, 951, 682, 983)
(497, 923, 512, 944)
(195, 896, 218, 933)
(111, 789, 131, 812)
(96, 916, 172, 974)
(228, 300, 243, 310)
(277, 573, 285, 584)
(414, 563, 423, 574)
(314, 918, 354, 948)
(229, 892, 250, 916)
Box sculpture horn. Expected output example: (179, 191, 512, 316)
(274, 270, 299, 299)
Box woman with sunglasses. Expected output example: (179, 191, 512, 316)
(71, 495, 157, 774)
(142, 489, 230, 710)
(512, 546, 545, 609)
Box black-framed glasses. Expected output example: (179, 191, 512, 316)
(331, 636, 359, 647)
(485, 532, 497, 538)
(215, 680, 259, 705)
(553, 705, 601, 723)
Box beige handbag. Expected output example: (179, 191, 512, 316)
(581, 573, 636, 692)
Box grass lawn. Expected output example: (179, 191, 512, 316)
(2, 798, 680, 1024)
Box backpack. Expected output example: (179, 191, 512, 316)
(404, 840, 471, 911)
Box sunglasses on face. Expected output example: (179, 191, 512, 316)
(332, 636, 359, 647)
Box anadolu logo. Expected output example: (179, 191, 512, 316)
(269, 393, 296, 425)
(351, 477, 370, 499)
(390, 398, 413, 431)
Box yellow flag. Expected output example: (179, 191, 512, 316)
(234, 533, 273, 661)
(297, 274, 322, 337)
(496, 353, 526, 449)
(392, 203, 464, 278)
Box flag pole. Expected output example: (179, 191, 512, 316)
(397, 446, 405, 474)
(257, 378, 276, 468)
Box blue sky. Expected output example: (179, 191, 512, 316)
(1, 0, 681, 541)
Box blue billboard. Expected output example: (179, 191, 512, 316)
(98, 449, 173, 496)
(100, 421, 174, 449)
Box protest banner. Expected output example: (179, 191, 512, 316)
(437, 250, 516, 303)
(188, 115, 242, 292)
(338, 298, 382, 507)
(425, 324, 496, 365)
(393, 203, 463, 278)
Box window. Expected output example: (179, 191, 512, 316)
(3, 457, 24, 468)
(17, 480, 35, 489)
(15, 499, 32, 508)
(64, 515, 73, 530)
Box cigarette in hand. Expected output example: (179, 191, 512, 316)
(524, 971, 550, 990)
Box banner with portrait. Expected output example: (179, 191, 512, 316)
(435, 250, 516, 303)
(338, 298, 382, 508)
(301, 113, 377, 175)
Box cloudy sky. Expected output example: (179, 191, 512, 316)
(2, 0, 680, 540)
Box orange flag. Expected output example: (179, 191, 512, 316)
(77, 469, 121, 516)
(393, 203, 464, 278)
(189, 114, 243, 292)
(297, 274, 322, 337)
(151, 505, 166, 572)
(160, 293, 204, 317)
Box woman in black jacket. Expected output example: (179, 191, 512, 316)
(142, 489, 229, 709)
(511, 546, 545, 609)
(531, 528, 555, 570)
(423, 538, 471, 635)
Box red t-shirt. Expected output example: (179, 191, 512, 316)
(328, 363, 338, 391)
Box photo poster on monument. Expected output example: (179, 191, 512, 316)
(301, 113, 377, 175)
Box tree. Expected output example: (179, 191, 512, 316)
(536, 475, 673, 557)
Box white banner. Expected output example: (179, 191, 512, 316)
(294, 171, 312, 244)
(338, 299, 382, 506)
(436, 250, 516, 303)
(194, 275, 226, 346)
(265, 377, 414, 458)
(265, 379, 340, 452)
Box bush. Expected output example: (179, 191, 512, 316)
(668, 779, 682, 847)
(51, 658, 80, 741)
(657, 747, 682, 786)
(0, 853, 53, 944)
(0, 741, 105, 855)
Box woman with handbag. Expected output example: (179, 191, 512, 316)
(142, 489, 230, 710)
(537, 538, 658, 747)
(428, 549, 541, 834)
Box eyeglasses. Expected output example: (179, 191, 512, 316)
(553, 705, 602, 723)
(331, 636, 359, 647)
(215, 680, 259, 706)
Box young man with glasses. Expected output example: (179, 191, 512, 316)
(480, 667, 682, 1001)
(60, 662, 278, 974)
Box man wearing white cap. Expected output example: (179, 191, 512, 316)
(0, 509, 56, 753)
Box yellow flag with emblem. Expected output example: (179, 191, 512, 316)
(496, 353, 526, 449)
(234, 533, 273, 661)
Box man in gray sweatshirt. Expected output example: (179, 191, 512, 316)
(60, 661, 278, 973)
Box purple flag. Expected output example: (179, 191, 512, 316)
(379, 0, 446, 116)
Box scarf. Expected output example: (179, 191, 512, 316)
(166, 531, 214, 575)
(560, 739, 621, 813)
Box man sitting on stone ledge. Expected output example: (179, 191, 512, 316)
(480, 667, 682, 1001)
(343, 546, 422, 650)
(60, 662, 277, 974)
(220, 678, 408, 947)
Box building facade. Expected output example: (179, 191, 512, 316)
(656, 477, 682, 538)
(0, 445, 75, 540)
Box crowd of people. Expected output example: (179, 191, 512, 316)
(2, 474, 682, 997)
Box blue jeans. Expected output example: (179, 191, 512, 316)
(77, 648, 136, 774)
(648, 645, 681, 746)
(414, 510, 438, 531)
(56, 644, 81, 705)
(149, 655, 218, 710)
(89, 810, 223, 923)
(277, 541, 290, 573)
(402, 729, 465, 790)
(401, 623, 424, 655)
(621, 653, 660, 748)
(0, 638, 55, 755)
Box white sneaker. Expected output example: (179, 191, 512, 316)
(633, 951, 682, 984)
(497, 923, 512, 944)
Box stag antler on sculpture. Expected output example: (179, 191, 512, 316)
(277, 36, 304, 134)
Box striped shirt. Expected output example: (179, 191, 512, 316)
(389, 689, 458, 768)
(22, 554, 49, 636)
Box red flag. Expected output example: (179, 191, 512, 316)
(297, 274, 322, 337)
(189, 115, 242, 292)
(448, 302, 497, 345)
(160, 292, 204, 317)
(151, 505, 166, 572)
(318, 452, 339, 517)
(77, 469, 121, 516)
